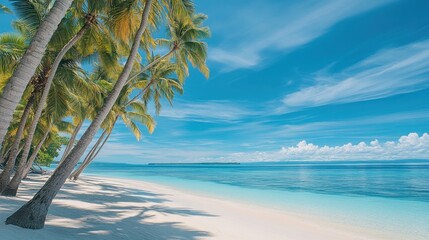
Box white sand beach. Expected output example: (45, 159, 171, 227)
(0, 175, 397, 240)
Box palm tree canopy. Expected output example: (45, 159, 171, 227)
(134, 57, 183, 115)
(158, 12, 210, 81)
(0, 34, 26, 91)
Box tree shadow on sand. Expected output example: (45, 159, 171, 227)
(0, 176, 216, 240)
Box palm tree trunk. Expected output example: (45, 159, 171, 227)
(70, 138, 99, 180)
(124, 48, 178, 106)
(15, 22, 92, 190)
(69, 129, 107, 179)
(22, 130, 50, 179)
(2, 129, 50, 196)
(125, 80, 155, 105)
(71, 117, 116, 180)
(79, 128, 112, 173)
(5, 0, 153, 229)
(0, 146, 11, 165)
(58, 120, 83, 165)
(125, 48, 175, 85)
(0, 95, 34, 192)
(0, 0, 74, 148)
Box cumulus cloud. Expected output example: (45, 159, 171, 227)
(89, 132, 428, 163)
(214, 133, 429, 162)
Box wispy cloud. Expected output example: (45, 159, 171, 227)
(196, 109, 429, 140)
(209, 0, 393, 70)
(273, 110, 429, 139)
(210, 133, 429, 162)
(159, 100, 256, 123)
(96, 142, 226, 163)
(282, 40, 429, 110)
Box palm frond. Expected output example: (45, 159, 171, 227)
(0, 4, 12, 14)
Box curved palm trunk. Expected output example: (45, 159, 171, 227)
(0, 95, 34, 192)
(0, 0, 74, 148)
(123, 49, 177, 107)
(125, 48, 175, 85)
(58, 120, 83, 165)
(69, 129, 107, 179)
(77, 129, 112, 178)
(14, 23, 92, 194)
(71, 117, 116, 180)
(22, 130, 50, 179)
(0, 146, 12, 165)
(2, 129, 50, 196)
(6, 0, 153, 229)
(125, 80, 155, 105)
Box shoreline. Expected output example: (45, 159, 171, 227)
(0, 174, 406, 239)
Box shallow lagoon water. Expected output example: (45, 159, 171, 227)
(50, 160, 429, 239)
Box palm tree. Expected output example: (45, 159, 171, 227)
(0, 67, 52, 193)
(70, 81, 158, 180)
(0, 0, 76, 181)
(128, 56, 183, 109)
(6, 0, 155, 229)
(57, 104, 86, 165)
(23, 115, 72, 178)
(70, 57, 184, 180)
(0, 34, 26, 166)
(6, 0, 209, 229)
(0, 49, 84, 196)
(0, 0, 74, 147)
(0, 98, 30, 166)
(57, 0, 155, 165)
(3, 111, 73, 196)
(23, 102, 74, 178)
(58, 65, 117, 165)
(69, 128, 109, 180)
(0, 0, 120, 194)
(0, 33, 26, 91)
(4, 0, 112, 191)
(1, 4, 102, 188)
(5, 22, 93, 194)
(126, 12, 210, 85)
(68, 8, 210, 182)
(0, 92, 35, 192)
(0, 2, 66, 189)
(22, 129, 51, 178)
(1, 60, 81, 196)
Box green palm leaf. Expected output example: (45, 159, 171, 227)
(0, 4, 12, 14)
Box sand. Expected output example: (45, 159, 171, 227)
(0, 175, 396, 240)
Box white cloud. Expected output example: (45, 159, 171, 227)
(93, 133, 429, 163)
(210, 49, 259, 69)
(209, 0, 393, 70)
(159, 100, 256, 123)
(282, 40, 429, 109)
(197, 109, 429, 142)
(280, 133, 429, 160)
(213, 133, 429, 162)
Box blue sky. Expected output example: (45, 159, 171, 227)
(1, 0, 429, 162)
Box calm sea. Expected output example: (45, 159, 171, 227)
(50, 160, 429, 239)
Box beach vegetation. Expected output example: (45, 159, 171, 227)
(0, 0, 210, 229)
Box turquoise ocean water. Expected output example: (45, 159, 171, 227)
(50, 160, 429, 239)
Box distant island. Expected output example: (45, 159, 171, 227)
(148, 162, 240, 165)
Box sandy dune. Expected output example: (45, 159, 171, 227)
(0, 175, 395, 240)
